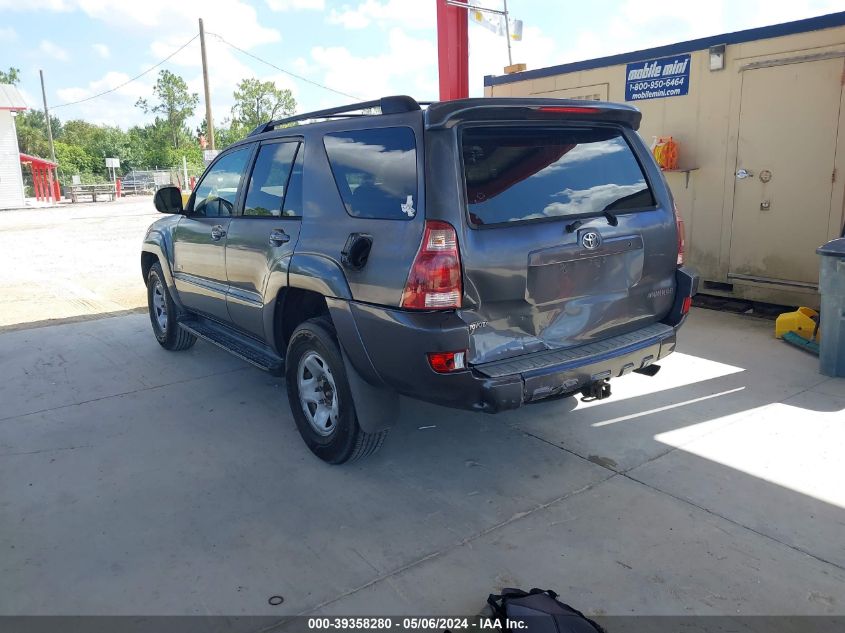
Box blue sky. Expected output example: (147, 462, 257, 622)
(1, 0, 843, 130)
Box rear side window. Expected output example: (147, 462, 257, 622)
(462, 127, 654, 226)
(243, 142, 299, 217)
(323, 127, 417, 220)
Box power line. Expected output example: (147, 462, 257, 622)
(51, 35, 199, 109)
(206, 31, 365, 101)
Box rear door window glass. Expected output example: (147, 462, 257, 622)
(243, 142, 299, 217)
(283, 145, 305, 218)
(462, 127, 654, 226)
(192, 147, 251, 218)
(323, 127, 417, 220)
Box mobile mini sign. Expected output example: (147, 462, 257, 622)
(625, 54, 690, 101)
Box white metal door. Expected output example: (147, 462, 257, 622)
(730, 57, 843, 286)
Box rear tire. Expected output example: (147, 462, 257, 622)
(147, 262, 196, 351)
(285, 317, 387, 464)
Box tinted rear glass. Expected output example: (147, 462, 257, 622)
(323, 127, 418, 220)
(462, 127, 654, 226)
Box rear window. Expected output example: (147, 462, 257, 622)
(462, 127, 654, 226)
(323, 127, 418, 220)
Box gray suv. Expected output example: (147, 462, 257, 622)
(142, 96, 698, 464)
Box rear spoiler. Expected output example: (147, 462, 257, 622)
(424, 98, 642, 131)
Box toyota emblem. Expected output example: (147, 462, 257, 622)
(581, 231, 601, 250)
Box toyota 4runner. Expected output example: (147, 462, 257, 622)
(142, 96, 698, 464)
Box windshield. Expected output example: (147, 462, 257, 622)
(462, 126, 654, 226)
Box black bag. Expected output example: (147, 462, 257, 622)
(486, 588, 606, 633)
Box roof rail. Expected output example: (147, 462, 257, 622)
(249, 95, 421, 136)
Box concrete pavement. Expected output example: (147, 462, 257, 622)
(0, 197, 158, 330)
(1, 307, 843, 616)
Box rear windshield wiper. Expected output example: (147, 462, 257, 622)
(565, 209, 619, 233)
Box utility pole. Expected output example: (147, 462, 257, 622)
(39, 70, 56, 163)
(199, 18, 215, 150)
(502, 0, 513, 66)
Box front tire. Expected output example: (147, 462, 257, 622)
(285, 318, 387, 464)
(146, 262, 196, 351)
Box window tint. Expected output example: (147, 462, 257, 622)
(192, 147, 251, 218)
(462, 127, 654, 226)
(324, 127, 417, 220)
(243, 142, 299, 217)
(282, 145, 304, 218)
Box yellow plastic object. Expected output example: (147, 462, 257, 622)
(775, 307, 821, 341)
(181, 190, 192, 208)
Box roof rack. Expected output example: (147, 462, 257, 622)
(249, 95, 422, 136)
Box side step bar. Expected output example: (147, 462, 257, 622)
(179, 318, 284, 375)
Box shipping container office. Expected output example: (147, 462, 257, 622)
(484, 12, 845, 308)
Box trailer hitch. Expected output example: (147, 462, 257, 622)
(581, 379, 611, 401)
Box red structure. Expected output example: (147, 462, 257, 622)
(19, 153, 61, 203)
(437, 0, 469, 101)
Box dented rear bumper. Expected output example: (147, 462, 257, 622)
(337, 267, 697, 413)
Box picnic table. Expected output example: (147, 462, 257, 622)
(69, 184, 116, 203)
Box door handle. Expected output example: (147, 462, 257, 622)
(210, 225, 226, 241)
(269, 229, 291, 246)
(736, 168, 754, 180)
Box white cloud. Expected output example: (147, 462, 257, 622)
(39, 39, 69, 61)
(524, 182, 647, 221)
(54, 71, 153, 126)
(1, 0, 279, 47)
(0, 0, 69, 9)
(92, 43, 110, 59)
(0, 26, 18, 41)
(266, 0, 325, 10)
(310, 27, 437, 101)
(328, 0, 435, 30)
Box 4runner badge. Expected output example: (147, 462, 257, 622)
(581, 231, 601, 250)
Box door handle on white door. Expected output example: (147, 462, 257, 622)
(736, 169, 754, 179)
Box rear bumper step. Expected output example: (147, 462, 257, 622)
(474, 323, 674, 378)
(472, 322, 676, 407)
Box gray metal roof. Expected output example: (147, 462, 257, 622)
(0, 84, 27, 111)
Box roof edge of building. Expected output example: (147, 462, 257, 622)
(484, 10, 845, 87)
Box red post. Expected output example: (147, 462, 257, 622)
(46, 169, 55, 202)
(33, 167, 42, 201)
(115, 178, 122, 198)
(53, 168, 61, 201)
(437, 0, 469, 101)
(190, 176, 196, 190)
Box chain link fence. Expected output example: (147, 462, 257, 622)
(120, 168, 203, 195)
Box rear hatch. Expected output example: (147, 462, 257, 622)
(425, 100, 678, 366)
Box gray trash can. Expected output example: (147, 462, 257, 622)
(817, 237, 845, 377)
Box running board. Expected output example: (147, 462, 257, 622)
(179, 318, 284, 375)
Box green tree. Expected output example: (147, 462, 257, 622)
(54, 141, 98, 177)
(59, 120, 138, 175)
(231, 78, 296, 133)
(136, 70, 199, 150)
(0, 66, 21, 84)
(15, 110, 62, 158)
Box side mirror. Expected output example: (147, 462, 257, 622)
(154, 185, 184, 214)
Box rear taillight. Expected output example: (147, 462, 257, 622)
(401, 220, 462, 310)
(674, 202, 685, 266)
(427, 350, 467, 373)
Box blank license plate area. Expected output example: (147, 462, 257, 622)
(527, 251, 642, 305)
